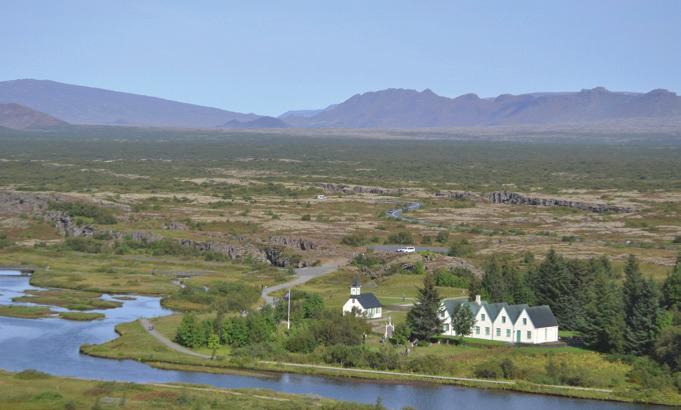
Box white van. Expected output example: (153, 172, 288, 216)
(397, 246, 416, 254)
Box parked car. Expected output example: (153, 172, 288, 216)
(396, 246, 416, 254)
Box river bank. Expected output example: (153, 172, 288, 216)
(81, 320, 673, 407)
(0, 369, 370, 410)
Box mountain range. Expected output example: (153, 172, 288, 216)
(1, 79, 680, 130)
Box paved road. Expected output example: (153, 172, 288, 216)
(369, 245, 448, 254)
(261, 259, 346, 305)
(139, 318, 211, 359)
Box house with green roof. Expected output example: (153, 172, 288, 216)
(440, 295, 559, 344)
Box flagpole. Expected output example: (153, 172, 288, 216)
(287, 288, 291, 330)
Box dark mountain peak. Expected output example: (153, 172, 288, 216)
(0, 102, 68, 129)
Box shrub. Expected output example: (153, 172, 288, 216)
(474, 361, 503, 379)
(63, 238, 105, 253)
(448, 239, 473, 257)
(301, 214, 311, 221)
(673, 236, 681, 244)
(436, 230, 449, 244)
(341, 232, 368, 246)
(0, 234, 14, 249)
(387, 231, 414, 245)
(48, 201, 117, 224)
(405, 354, 444, 374)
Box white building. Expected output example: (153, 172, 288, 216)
(342, 278, 382, 319)
(440, 295, 559, 344)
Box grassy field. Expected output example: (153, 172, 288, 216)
(0, 369, 372, 410)
(2, 130, 681, 406)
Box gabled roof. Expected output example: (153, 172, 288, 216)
(440, 298, 557, 329)
(526, 305, 558, 328)
(354, 293, 381, 309)
(505, 304, 528, 323)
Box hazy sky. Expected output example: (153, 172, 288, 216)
(2, 1, 680, 115)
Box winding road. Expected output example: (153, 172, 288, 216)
(261, 259, 346, 305)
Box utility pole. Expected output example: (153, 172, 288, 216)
(287, 288, 291, 330)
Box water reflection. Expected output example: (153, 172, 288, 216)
(0, 273, 665, 410)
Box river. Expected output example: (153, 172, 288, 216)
(0, 271, 665, 410)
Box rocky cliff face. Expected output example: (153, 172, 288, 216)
(268, 236, 317, 251)
(487, 191, 632, 213)
(434, 191, 479, 201)
(320, 183, 405, 196)
(44, 211, 95, 237)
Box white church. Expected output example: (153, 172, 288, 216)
(440, 295, 559, 344)
(342, 277, 382, 319)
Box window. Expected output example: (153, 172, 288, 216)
(527, 331, 532, 340)
(475, 326, 480, 335)
(443, 324, 449, 332)
(502, 316, 506, 323)
(481, 313, 486, 321)
(485, 327, 490, 336)
(496, 328, 501, 337)
(506, 329, 511, 337)
(523, 318, 527, 325)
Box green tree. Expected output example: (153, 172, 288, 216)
(451, 305, 475, 342)
(654, 326, 681, 372)
(662, 256, 681, 310)
(406, 274, 443, 341)
(467, 276, 482, 301)
(580, 269, 625, 353)
(390, 323, 412, 346)
(207, 332, 220, 360)
(436, 230, 449, 244)
(175, 313, 199, 348)
(623, 255, 660, 355)
(302, 293, 325, 319)
(481, 255, 508, 302)
(530, 250, 574, 328)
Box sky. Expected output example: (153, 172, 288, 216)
(1, 1, 680, 116)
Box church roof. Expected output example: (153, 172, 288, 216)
(354, 293, 381, 309)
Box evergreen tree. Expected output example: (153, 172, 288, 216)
(406, 274, 443, 341)
(662, 256, 681, 310)
(175, 313, 199, 347)
(623, 255, 660, 355)
(530, 250, 573, 328)
(451, 305, 475, 341)
(467, 276, 482, 302)
(580, 269, 625, 353)
(207, 332, 220, 360)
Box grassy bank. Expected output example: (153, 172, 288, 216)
(0, 305, 53, 319)
(80, 320, 681, 406)
(58, 311, 105, 321)
(0, 369, 373, 410)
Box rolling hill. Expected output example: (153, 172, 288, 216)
(0, 103, 68, 130)
(0, 79, 258, 128)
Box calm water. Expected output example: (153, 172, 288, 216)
(0, 272, 666, 410)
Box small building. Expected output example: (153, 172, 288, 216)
(316, 194, 327, 200)
(440, 295, 559, 344)
(342, 278, 382, 319)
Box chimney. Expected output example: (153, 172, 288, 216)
(475, 295, 481, 305)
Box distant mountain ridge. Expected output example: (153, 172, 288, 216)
(1, 79, 680, 129)
(0, 103, 67, 130)
(0, 79, 257, 128)
(286, 87, 681, 128)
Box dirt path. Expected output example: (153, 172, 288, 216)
(139, 318, 211, 359)
(261, 259, 346, 305)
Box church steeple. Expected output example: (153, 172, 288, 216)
(350, 277, 361, 297)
